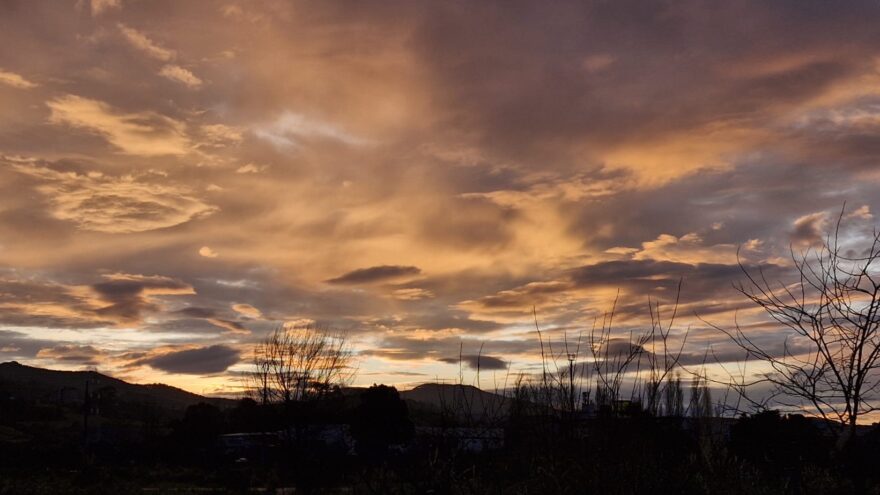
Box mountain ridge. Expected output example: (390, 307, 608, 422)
(0, 361, 234, 411)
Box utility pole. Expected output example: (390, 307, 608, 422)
(567, 352, 576, 412)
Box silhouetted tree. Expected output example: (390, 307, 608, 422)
(228, 398, 262, 432)
(248, 324, 353, 405)
(730, 411, 831, 477)
(175, 402, 225, 448)
(350, 385, 414, 458)
(713, 208, 880, 444)
(689, 375, 713, 418)
(664, 373, 684, 417)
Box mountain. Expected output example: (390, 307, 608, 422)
(400, 383, 510, 423)
(0, 361, 233, 412)
(0, 361, 512, 424)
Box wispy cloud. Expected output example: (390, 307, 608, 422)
(46, 95, 190, 156)
(13, 161, 217, 233)
(90, 0, 121, 16)
(0, 70, 37, 89)
(118, 23, 174, 61)
(232, 303, 262, 318)
(159, 64, 202, 88)
(254, 112, 369, 149)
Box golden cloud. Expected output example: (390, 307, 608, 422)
(14, 162, 217, 233)
(47, 95, 191, 156)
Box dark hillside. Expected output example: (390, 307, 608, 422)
(0, 361, 233, 412)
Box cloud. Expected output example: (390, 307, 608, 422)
(0, 330, 67, 360)
(207, 318, 249, 334)
(599, 339, 647, 359)
(236, 163, 267, 174)
(622, 233, 742, 265)
(0, 278, 108, 329)
(418, 196, 518, 250)
(47, 95, 190, 156)
(199, 246, 219, 258)
(391, 288, 434, 300)
(790, 211, 829, 246)
(175, 306, 216, 319)
(0, 272, 196, 330)
(172, 306, 249, 334)
(232, 303, 262, 318)
(0, 70, 37, 89)
(438, 354, 508, 371)
(362, 334, 535, 363)
(90, 0, 121, 16)
(327, 265, 421, 285)
(254, 112, 369, 149)
(116, 25, 203, 89)
(159, 64, 203, 88)
(582, 54, 615, 72)
(91, 273, 195, 324)
(4, 0, 880, 395)
(846, 205, 873, 220)
(36, 345, 106, 365)
(198, 124, 243, 148)
(117, 24, 174, 61)
(136, 345, 241, 374)
(459, 281, 573, 314)
(14, 162, 217, 233)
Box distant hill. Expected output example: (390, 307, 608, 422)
(0, 361, 233, 412)
(0, 362, 513, 424)
(400, 383, 510, 423)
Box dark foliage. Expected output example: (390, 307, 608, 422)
(350, 385, 414, 458)
(0, 363, 878, 494)
(730, 411, 832, 475)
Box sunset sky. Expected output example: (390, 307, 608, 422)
(2, 0, 880, 396)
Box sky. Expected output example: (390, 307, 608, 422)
(2, 0, 880, 397)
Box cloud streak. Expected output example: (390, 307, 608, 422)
(47, 95, 191, 156)
(13, 161, 217, 233)
(327, 265, 422, 285)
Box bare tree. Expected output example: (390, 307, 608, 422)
(586, 285, 690, 417)
(587, 293, 646, 413)
(249, 324, 354, 405)
(251, 341, 273, 406)
(524, 284, 690, 418)
(641, 280, 689, 416)
(713, 208, 880, 443)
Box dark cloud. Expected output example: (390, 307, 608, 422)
(362, 335, 539, 362)
(438, 354, 508, 371)
(0, 278, 106, 329)
(207, 318, 249, 334)
(0, 330, 63, 360)
(35, 344, 104, 365)
(570, 259, 785, 302)
(326, 265, 421, 285)
(91, 274, 193, 324)
(137, 345, 241, 374)
(789, 212, 828, 247)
